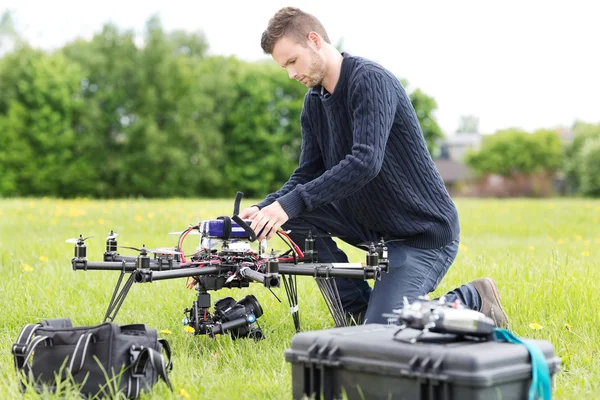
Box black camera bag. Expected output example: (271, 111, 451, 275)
(11, 318, 173, 399)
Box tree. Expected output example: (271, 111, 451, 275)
(562, 121, 600, 194)
(0, 14, 448, 198)
(60, 16, 226, 197)
(0, 10, 23, 55)
(0, 48, 94, 196)
(579, 139, 600, 197)
(408, 88, 444, 156)
(115, 15, 223, 197)
(61, 23, 141, 196)
(464, 128, 562, 177)
(221, 60, 306, 197)
(457, 115, 480, 134)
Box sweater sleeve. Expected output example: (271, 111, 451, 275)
(277, 70, 397, 219)
(256, 101, 325, 210)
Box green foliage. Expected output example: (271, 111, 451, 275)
(0, 47, 97, 196)
(562, 121, 600, 195)
(464, 128, 563, 177)
(408, 88, 444, 155)
(456, 115, 480, 134)
(113, 16, 224, 197)
(59, 18, 230, 198)
(529, 128, 564, 171)
(579, 139, 600, 197)
(60, 24, 141, 196)
(221, 61, 306, 197)
(0, 16, 446, 198)
(0, 10, 24, 53)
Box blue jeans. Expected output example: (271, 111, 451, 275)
(282, 203, 481, 324)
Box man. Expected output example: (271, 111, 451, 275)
(240, 6, 509, 327)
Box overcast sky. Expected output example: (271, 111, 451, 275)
(2, 0, 599, 135)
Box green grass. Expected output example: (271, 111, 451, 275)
(1, 197, 599, 399)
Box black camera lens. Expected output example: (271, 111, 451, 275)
(237, 294, 263, 319)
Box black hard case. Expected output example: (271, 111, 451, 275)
(285, 324, 560, 400)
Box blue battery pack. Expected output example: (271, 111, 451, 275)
(200, 219, 252, 239)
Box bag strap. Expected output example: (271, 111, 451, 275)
(67, 332, 95, 375)
(12, 318, 73, 367)
(12, 323, 43, 371)
(130, 346, 173, 396)
(12, 319, 73, 390)
(494, 328, 552, 400)
(19, 334, 51, 384)
(21, 331, 94, 378)
(158, 338, 173, 371)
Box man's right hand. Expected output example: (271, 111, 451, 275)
(239, 206, 260, 219)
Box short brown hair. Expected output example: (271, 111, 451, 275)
(261, 7, 331, 54)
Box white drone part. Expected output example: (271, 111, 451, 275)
(149, 247, 182, 255)
(260, 239, 268, 253)
(225, 241, 252, 252)
(65, 238, 79, 244)
(330, 263, 363, 269)
(106, 232, 118, 240)
(391, 297, 412, 314)
(437, 307, 492, 333)
(200, 237, 223, 250)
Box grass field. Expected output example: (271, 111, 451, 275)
(1, 197, 599, 399)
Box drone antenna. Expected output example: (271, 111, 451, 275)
(267, 287, 282, 303)
(231, 191, 257, 242)
(233, 191, 244, 216)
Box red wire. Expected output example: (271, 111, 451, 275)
(178, 227, 304, 289)
(178, 226, 196, 264)
(178, 224, 202, 289)
(276, 230, 305, 259)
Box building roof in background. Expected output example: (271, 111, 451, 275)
(444, 132, 482, 146)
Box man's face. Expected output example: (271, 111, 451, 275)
(271, 36, 325, 88)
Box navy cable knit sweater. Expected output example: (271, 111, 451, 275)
(257, 53, 459, 249)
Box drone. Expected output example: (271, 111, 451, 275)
(68, 193, 390, 341)
(383, 296, 496, 343)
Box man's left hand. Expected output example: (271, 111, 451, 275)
(248, 201, 289, 241)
